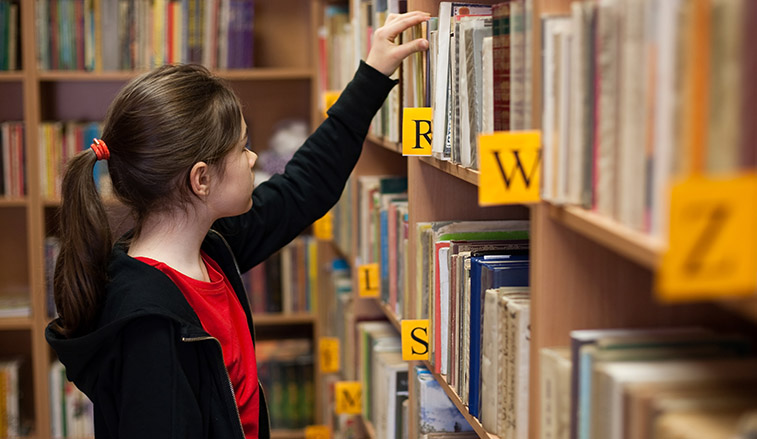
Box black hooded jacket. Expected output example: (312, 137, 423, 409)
(46, 62, 396, 439)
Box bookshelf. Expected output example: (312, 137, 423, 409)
(314, 0, 757, 438)
(1, 0, 326, 437)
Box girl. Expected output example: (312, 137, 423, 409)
(46, 11, 430, 439)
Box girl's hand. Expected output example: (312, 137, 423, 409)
(365, 11, 431, 77)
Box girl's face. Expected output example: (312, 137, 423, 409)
(209, 117, 257, 218)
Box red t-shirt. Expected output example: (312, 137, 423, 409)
(137, 253, 259, 438)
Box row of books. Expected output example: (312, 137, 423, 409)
(241, 235, 319, 315)
(541, 0, 757, 239)
(540, 327, 757, 439)
(0, 0, 19, 71)
(319, 1, 534, 166)
(36, 0, 255, 72)
(39, 121, 110, 200)
(1, 121, 24, 198)
(320, 0, 757, 244)
(50, 360, 94, 438)
(0, 358, 22, 438)
(256, 338, 315, 430)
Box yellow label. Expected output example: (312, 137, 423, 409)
(314, 211, 334, 241)
(402, 107, 433, 156)
(323, 91, 340, 118)
(657, 174, 757, 301)
(478, 131, 542, 205)
(305, 425, 331, 439)
(334, 381, 362, 414)
(357, 263, 380, 297)
(401, 319, 430, 361)
(319, 337, 340, 374)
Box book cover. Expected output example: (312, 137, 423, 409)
(415, 365, 474, 434)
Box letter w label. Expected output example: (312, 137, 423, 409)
(478, 131, 542, 205)
(657, 174, 757, 302)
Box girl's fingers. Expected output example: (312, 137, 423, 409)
(392, 38, 430, 60)
(376, 11, 431, 41)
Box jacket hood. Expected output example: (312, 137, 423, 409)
(46, 242, 206, 395)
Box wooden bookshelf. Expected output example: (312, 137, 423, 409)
(2, 0, 324, 436)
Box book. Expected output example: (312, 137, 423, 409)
(431, 2, 493, 160)
(539, 347, 572, 439)
(414, 365, 474, 435)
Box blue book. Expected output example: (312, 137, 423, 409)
(468, 255, 529, 418)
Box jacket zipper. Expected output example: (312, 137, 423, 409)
(208, 229, 258, 343)
(206, 229, 273, 433)
(181, 335, 245, 438)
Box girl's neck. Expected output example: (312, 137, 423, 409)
(127, 211, 213, 282)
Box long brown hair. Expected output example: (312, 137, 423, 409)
(53, 64, 244, 337)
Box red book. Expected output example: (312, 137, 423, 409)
(492, 2, 512, 131)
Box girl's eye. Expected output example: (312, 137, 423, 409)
(244, 141, 252, 152)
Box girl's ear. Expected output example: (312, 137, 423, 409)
(189, 161, 210, 197)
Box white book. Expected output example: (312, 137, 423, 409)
(431, 3, 454, 160)
(540, 16, 570, 203)
(481, 36, 495, 135)
(555, 27, 573, 206)
(594, 0, 621, 218)
(651, 0, 683, 240)
(504, 297, 531, 439)
(539, 347, 572, 439)
(616, 0, 647, 231)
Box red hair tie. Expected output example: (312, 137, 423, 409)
(91, 138, 110, 161)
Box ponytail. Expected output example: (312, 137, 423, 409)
(52, 148, 112, 338)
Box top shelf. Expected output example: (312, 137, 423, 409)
(36, 68, 315, 82)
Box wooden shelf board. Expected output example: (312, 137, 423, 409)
(360, 415, 377, 439)
(421, 360, 499, 439)
(0, 317, 34, 330)
(364, 134, 482, 186)
(253, 312, 315, 326)
(38, 68, 314, 82)
(375, 299, 402, 333)
(270, 429, 306, 439)
(548, 204, 665, 270)
(365, 134, 402, 154)
(418, 156, 480, 186)
(718, 297, 757, 323)
(0, 198, 28, 207)
(0, 72, 24, 81)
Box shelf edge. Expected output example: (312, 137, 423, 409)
(548, 204, 665, 270)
